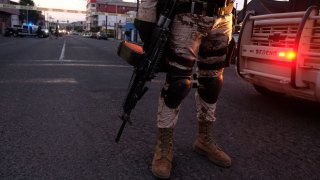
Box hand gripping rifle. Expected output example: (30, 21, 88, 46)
(115, 0, 177, 142)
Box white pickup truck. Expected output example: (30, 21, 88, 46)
(5, 24, 49, 38)
(237, 6, 320, 102)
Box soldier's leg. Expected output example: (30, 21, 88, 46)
(152, 13, 203, 179)
(193, 13, 233, 168)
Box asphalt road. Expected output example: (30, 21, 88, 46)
(0, 35, 319, 179)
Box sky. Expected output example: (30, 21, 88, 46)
(36, 0, 87, 22)
(11, 0, 289, 22)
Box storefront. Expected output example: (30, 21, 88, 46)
(0, 0, 19, 34)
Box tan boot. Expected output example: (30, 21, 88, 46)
(152, 128, 174, 179)
(193, 121, 231, 167)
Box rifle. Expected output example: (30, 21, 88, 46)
(115, 0, 177, 142)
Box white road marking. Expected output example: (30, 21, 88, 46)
(8, 63, 131, 68)
(0, 78, 78, 84)
(5, 60, 113, 63)
(71, 46, 88, 49)
(151, 79, 165, 84)
(59, 39, 66, 61)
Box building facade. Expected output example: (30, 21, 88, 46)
(0, 0, 19, 34)
(86, 0, 136, 32)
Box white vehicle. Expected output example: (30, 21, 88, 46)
(82, 32, 92, 37)
(237, 6, 320, 102)
(10, 23, 49, 38)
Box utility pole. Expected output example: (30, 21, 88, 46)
(116, 4, 118, 23)
(26, 4, 29, 34)
(136, 0, 139, 14)
(105, 3, 108, 33)
(26, 3, 29, 24)
(46, 13, 49, 28)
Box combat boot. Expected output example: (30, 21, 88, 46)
(152, 128, 174, 179)
(193, 121, 231, 167)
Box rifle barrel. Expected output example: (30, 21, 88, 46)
(115, 115, 128, 142)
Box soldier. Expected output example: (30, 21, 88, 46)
(37, 26, 42, 37)
(136, 0, 235, 178)
(55, 25, 59, 39)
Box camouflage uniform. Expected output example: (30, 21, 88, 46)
(138, 0, 234, 178)
(139, 0, 233, 127)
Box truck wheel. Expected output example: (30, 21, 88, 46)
(253, 85, 284, 97)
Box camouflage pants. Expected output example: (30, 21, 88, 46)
(157, 13, 233, 128)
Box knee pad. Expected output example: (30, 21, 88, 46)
(161, 77, 192, 108)
(198, 76, 223, 104)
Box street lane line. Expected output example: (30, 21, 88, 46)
(8, 63, 131, 68)
(0, 78, 78, 84)
(2, 60, 115, 63)
(151, 79, 165, 84)
(59, 39, 66, 61)
(71, 46, 88, 49)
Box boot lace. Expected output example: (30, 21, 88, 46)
(201, 121, 223, 151)
(160, 129, 173, 157)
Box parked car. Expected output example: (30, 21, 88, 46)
(4, 27, 16, 37)
(72, 31, 80, 35)
(90, 32, 98, 39)
(37, 27, 49, 38)
(82, 32, 91, 37)
(97, 32, 108, 40)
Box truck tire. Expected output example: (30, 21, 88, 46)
(253, 84, 284, 97)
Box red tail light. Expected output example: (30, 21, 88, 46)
(278, 51, 296, 61)
(287, 51, 296, 60)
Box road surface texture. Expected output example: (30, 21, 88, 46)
(0, 35, 319, 179)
